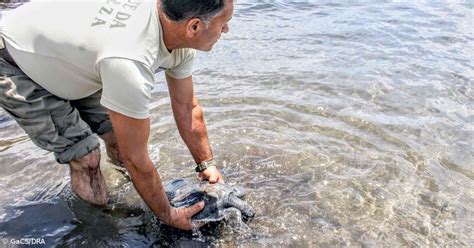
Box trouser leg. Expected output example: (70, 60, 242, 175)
(0, 58, 98, 163)
(0, 56, 108, 205)
(71, 91, 123, 167)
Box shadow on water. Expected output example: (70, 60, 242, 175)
(55, 198, 253, 247)
(0, 201, 75, 245)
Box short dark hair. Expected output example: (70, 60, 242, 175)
(161, 0, 226, 23)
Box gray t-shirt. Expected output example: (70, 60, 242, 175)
(2, 0, 195, 119)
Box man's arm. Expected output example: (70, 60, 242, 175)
(108, 110, 204, 230)
(166, 74, 224, 183)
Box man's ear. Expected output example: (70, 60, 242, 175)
(186, 18, 204, 38)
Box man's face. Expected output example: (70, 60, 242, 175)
(194, 0, 234, 51)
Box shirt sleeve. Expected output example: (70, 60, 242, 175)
(98, 58, 154, 119)
(165, 49, 196, 79)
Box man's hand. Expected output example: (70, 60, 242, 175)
(165, 202, 206, 230)
(197, 166, 225, 183)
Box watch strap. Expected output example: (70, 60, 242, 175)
(195, 159, 217, 172)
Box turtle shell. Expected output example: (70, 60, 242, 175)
(165, 179, 255, 223)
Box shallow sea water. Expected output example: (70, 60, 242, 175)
(0, 1, 473, 247)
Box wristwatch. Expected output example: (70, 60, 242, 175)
(195, 159, 217, 172)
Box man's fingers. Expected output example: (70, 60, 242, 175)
(209, 174, 218, 183)
(197, 173, 204, 181)
(187, 201, 205, 217)
(192, 220, 206, 229)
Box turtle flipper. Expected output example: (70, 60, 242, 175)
(164, 178, 188, 200)
(231, 186, 247, 198)
(225, 193, 255, 219)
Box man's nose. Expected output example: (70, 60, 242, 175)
(222, 23, 229, 33)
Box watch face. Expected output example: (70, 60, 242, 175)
(195, 163, 206, 172)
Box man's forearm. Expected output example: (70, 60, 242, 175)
(124, 157, 172, 221)
(107, 111, 176, 223)
(173, 99, 213, 163)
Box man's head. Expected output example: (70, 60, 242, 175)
(160, 0, 234, 51)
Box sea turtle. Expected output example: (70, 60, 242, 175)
(165, 178, 255, 223)
(100, 160, 255, 225)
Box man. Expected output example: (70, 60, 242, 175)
(0, 0, 233, 230)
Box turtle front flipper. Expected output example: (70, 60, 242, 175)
(224, 193, 255, 219)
